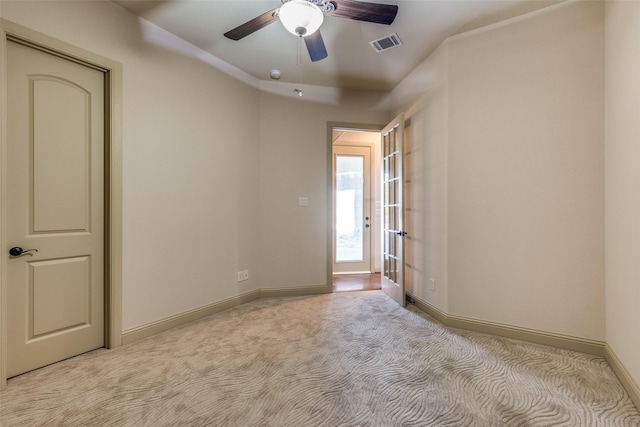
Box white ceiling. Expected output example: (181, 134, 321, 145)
(114, 0, 562, 92)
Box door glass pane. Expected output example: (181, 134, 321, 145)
(336, 155, 364, 262)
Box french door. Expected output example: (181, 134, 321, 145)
(381, 114, 405, 306)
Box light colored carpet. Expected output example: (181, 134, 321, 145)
(1, 290, 639, 426)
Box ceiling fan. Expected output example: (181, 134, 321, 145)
(224, 0, 398, 62)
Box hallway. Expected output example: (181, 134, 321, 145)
(332, 273, 381, 292)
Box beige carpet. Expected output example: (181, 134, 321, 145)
(1, 291, 639, 426)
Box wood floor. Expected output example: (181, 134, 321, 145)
(332, 273, 381, 292)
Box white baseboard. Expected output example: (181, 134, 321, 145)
(122, 290, 262, 345)
(332, 271, 373, 275)
(604, 344, 640, 411)
(408, 293, 605, 355)
(122, 285, 329, 345)
(408, 292, 639, 412)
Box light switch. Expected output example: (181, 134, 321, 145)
(298, 197, 309, 207)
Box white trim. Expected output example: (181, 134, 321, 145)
(123, 290, 262, 345)
(332, 271, 373, 275)
(604, 344, 640, 412)
(409, 293, 605, 356)
(411, 293, 640, 410)
(123, 286, 327, 345)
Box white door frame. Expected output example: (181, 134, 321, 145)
(326, 122, 383, 291)
(0, 20, 123, 388)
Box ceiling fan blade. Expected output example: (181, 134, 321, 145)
(224, 8, 280, 40)
(305, 31, 328, 62)
(331, 0, 398, 25)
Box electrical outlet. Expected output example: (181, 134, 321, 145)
(243, 270, 249, 281)
(429, 278, 436, 291)
(298, 197, 309, 207)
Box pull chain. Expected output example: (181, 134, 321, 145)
(294, 36, 303, 97)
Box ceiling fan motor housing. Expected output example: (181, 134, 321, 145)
(282, 0, 336, 15)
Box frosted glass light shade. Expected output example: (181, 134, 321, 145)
(279, 0, 324, 37)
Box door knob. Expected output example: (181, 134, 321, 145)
(396, 231, 407, 237)
(9, 247, 38, 256)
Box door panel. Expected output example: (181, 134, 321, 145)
(31, 257, 91, 337)
(333, 146, 372, 273)
(32, 77, 92, 232)
(7, 40, 105, 377)
(381, 114, 405, 306)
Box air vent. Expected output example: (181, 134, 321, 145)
(369, 33, 402, 53)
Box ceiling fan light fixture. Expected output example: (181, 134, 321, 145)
(279, 0, 324, 37)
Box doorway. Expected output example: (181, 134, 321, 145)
(329, 125, 382, 292)
(333, 145, 371, 273)
(0, 21, 123, 386)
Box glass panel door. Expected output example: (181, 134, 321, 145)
(333, 145, 371, 274)
(336, 155, 364, 262)
(381, 114, 405, 307)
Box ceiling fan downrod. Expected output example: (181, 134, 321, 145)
(294, 35, 303, 97)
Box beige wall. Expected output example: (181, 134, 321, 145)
(0, 1, 390, 329)
(448, 1, 605, 339)
(391, 42, 450, 312)
(258, 91, 389, 289)
(1, 0, 638, 398)
(604, 0, 640, 392)
(1, 1, 262, 330)
(394, 1, 606, 340)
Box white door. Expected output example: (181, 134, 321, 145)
(381, 114, 405, 307)
(6, 40, 105, 377)
(333, 145, 372, 274)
